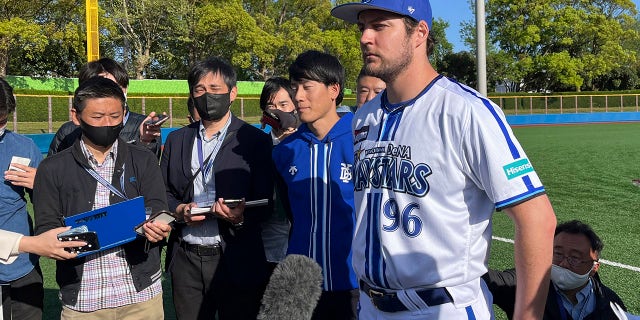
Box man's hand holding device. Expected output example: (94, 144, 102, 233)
(180, 203, 209, 225)
(57, 226, 100, 254)
(32, 227, 87, 260)
(7, 156, 30, 171)
(4, 156, 37, 189)
(146, 114, 169, 126)
(135, 210, 175, 242)
(139, 111, 168, 144)
(213, 198, 268, 225)
(212, 198, 245, 226)
(180, 198, 268, 226)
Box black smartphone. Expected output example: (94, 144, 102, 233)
(134, 210, 177, 235)
(245, 199, 269, 208)
(57, 231, 100, 254)
(189, 207, 211, 216)
(146, 114, 168, 126)
(223, 199, 243, 208)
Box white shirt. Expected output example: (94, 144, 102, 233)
(182, 118, 231, 245)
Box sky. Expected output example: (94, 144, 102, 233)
(431, 0, 640, 52)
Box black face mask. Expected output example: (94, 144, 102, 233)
(79, 120, 124, 147)
(193, 92, 231, 121)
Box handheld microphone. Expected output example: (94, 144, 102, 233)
(258, 254, 323, 320)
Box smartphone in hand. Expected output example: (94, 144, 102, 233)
(8, 156, 30, 172)
(223, 199, 243, 208)
(146, 114, 168, 126)
(134, 210, 177, 235)
(189, 207, 212, 216)
(57, 226, 100, 254)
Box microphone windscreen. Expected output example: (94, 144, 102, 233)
(258, 254, 323, 320)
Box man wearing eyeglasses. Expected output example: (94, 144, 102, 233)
(483, 220, 634, 319)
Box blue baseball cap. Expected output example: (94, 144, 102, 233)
(331, 0, 432, 30)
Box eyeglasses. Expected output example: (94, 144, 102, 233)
(552, 252, 596, 268)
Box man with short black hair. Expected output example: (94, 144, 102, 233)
(161, 57, 273, 320)
(48, 57, 163, 158)
(258, 77, 298, 273)
(273, 50, 358, 319)
(259, 77, 300, 143)
(34, 76, 171, 319)
(484, 220, 633, 320)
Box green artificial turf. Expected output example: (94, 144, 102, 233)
(490, 122, 640, 318)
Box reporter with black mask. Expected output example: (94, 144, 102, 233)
(161, 57, 273, 320)
(259, 77, 300, 144)
(47, 58, 164, 159)
(257, 77, 300, 275)
(33, 77, 171, 319)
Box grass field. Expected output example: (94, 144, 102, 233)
(490, 122, 640, 318)
(30, 122, 640, 318)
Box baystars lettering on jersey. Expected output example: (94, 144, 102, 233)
(351, 76, 546, 306)
(354, 143, 431, 197)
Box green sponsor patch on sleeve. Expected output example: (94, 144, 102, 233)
(503, 158, 533, 180)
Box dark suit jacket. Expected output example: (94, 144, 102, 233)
(160, 115, 274, 287)
(483, 269, 627, 320)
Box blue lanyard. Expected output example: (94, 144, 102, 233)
(196, 118, 230, 185)
(83, 165, 128, 200)
(197, 138, 216, 181)
(123, 109, 130, 125)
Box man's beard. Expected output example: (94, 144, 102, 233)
(363, 40, 413, 84)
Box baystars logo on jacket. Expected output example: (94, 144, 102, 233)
(340, 163, 352, 183)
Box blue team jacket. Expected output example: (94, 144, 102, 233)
(273, 113, 358, 291)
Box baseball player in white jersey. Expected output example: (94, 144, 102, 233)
(331, 1, 557, 319)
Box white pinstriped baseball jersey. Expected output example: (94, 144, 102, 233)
(352, 75, 546, 306)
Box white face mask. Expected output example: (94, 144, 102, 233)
(551, 263, 594, 290)
(0, 124, 6, 137)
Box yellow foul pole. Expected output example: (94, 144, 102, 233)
(86, 0, 99, 62)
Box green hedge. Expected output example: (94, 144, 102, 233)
(7, 75, 358, 122)
(13, 95, 262, 122)
(5, 75, 266, 95)
(14, 94, 359, 122)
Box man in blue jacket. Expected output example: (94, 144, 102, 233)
(0, 77, 44, 320)
(273, 50, 358, 320)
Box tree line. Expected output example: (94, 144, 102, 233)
(1, 0, 639, 92)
